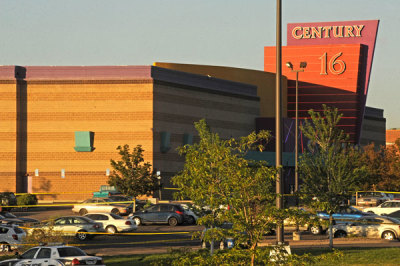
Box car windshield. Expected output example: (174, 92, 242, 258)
(110, 213, 123, 219)
(57, 247, 86, 257)
(21, 248, 39, 259)
(77, 216, 94, 223)
(384, 217, 400, 224)
(14, 227, 24, 234)
(0, 212, 17, 218)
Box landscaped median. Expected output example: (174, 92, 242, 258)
(98, 246, 400, 266)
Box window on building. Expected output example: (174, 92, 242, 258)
(160, 132, 171, 153)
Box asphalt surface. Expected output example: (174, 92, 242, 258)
(9, 205, 400, 256)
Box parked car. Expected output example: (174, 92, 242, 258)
(72, 198, 132, 216)
(333, 216, 400, 240)
(0, 244, 105, 266)
(0, 224, 26, 253)
(129, 203, 186, 226)
(84, 213, 137, 234)
(28, 216, 104, 241)
(0, 192, 17, 211)
(179, 204, 199, 225)
(284, 207, 328, 235)
(0, 211, 39, 226)
(317, 206, 372, 223)
(357, 191, 390, 207)
(363, 200, 400, 216)
(108, 197, 148, 212)
(311, 206, 373, 235)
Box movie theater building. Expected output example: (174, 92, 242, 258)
(0, 20, 383, 201)
(0, 65, 283, 201)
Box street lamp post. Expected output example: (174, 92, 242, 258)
(286, 62, 307, 193)
(156, 171, 162, 201)
(275, 0, 284, 244)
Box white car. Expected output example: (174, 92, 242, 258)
(0, 245, 104, 266)
(363, 200, 400, 216)
(0, 224, 26, 253)
(333, 216, 400, 240)
(84, 213, 137, 234)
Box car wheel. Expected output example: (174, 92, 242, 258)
(79, 208, 88, 215)
(0, 243, 11, 253)
(382, 231, 396, 241)
(168, 217, 178, 226)
(106, 225, 118, 234)
(133, 217, 141, 226)
(111, 208, 120, 215)
(76, 230, 88, 241)
(334, 230, 347, 238)
(367, 211, 374, 214)
(310, 225, 322, 235)
(186, 216, 195, 225)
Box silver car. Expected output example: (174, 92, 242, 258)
(28, 216, 104, 241)
(72, 198, 131, 216)
(0, 224, 26, 253)
(333, 216, 400, 240)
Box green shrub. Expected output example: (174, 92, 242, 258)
(17, 194, 38, 206)
(149, 246, 344, 266)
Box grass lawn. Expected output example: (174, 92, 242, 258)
(293, 247, 400, 265)
(101, 247, 400, 265)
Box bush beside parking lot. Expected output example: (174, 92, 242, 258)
(2, 247, 400, 265)
(97, 247, 400, 266)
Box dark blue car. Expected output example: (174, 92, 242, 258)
(129, 203, 186, 226)
(317, 206, 372, 223)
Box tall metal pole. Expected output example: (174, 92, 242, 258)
(275, 0, 284, 244)
(295, 71, 299, 193)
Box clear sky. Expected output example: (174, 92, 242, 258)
(1, 0, 399, 128)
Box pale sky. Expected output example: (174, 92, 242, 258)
(1, 0, 399, 128)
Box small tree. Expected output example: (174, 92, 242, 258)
(299, 105, 366, 249)
(108, 144, 159, 211)
(173, 119, 287, 265)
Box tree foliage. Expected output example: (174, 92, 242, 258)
(358, 141, 400, 191)
(172, 119, 287, 265)
(299, 105, 366, 248)
(108, 145, 159, 207)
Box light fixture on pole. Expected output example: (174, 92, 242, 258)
(286, 61, 307, 194)
(156, 171, 162, 201)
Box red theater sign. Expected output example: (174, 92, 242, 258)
(287, 20, 379, 95)
(264, 20, 379, 144)
(291, 25, 365, 39)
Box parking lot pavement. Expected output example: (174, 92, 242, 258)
(10, 206, 400, 256)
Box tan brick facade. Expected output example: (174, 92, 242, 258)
(0, 66, 261, 201)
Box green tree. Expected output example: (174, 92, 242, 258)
(108, 144, 159, 211)
(299, 105, 366, 249)
(173, 119, 286, 266)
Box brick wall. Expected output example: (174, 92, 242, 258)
(0, 81, 17, 192)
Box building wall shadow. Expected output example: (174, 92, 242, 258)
(15, 66, 27, 193)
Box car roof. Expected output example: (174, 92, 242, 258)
(32, 245, 81, 249)
(84, 213, 112, 215)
